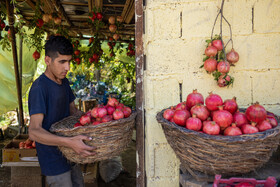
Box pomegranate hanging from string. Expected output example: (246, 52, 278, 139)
(200, 0, 240, 87)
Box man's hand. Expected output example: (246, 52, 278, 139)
(66, 135, 96, 157)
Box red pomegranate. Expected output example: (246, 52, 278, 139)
(123, 106, 132, 118)
(108, 16, 115, 24)
(202, 121, 220, 135)
(266, 115, 278, 127)
(108, 97, 119, 107)
(96, 12, 103, 20)
(91, 107, 99, 118)
(74, 50, 80, 56)
(217, 61, 230, 73)
(224, 124, 242, 136)
(173, 110, 191, 126)
(97, 107, 108, 118)
(223, 97, 238, 114)
(92, 121, 101, 125)
(186, 114, 202, 131)
(204, 58, 217, 73)
(213, 106, 233, 128)
(113, 109, 124, 120)
(217, 75, 227, 87)
(233, 111, 249, 127)
(163, 107, 175, 121)
(226, 48, 239, 63)
(106, 105, 115, 115)
(92, 53, 99, 60)
(117, 16, 123, 22)
(241, 123, 259, 134)
(109, 24, 117, 33)
(186, 89, 204, 109)
(245, 102, 267, 123)
(33, 50, 40, 61)
(205, 92, 223, 111)
(205, 45, 218, 57)
(79, 115, 91, 125)
(116, 103, 124, 110)
(36, 19, 44, 28)
(102, 115, 113, 123)
(256, 120, 272, 132)
(74, 122, 83, 128)
(175, 102, 188, 111)
(54, 17, 62, 25)
(212, 39, 223, 51)
(113, 33, 120, 41)
(190, 104, 209, 121)
(218, 74, 231, 87)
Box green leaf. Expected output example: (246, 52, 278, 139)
(203, 56, 209, 62)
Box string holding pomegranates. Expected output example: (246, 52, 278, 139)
(200, 0, 241, 88)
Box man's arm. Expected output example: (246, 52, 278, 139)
(28, 113, 95, 157)
(69, 101, 84, 116)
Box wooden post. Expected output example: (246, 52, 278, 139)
(135, 0, 145, 186)
(6, 0, 25, 133)
(19, 37, 23, 91)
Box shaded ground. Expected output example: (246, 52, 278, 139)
(0, 138, 12, 187)
(0, 137, 136, 187)
(97, 140, 136, 187)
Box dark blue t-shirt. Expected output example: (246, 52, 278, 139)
(28, 73, 75, 176)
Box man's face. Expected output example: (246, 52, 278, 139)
(45, 53, 72, 80)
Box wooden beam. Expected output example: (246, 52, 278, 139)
(60, 2, 88, 6)
(124, 1, 135, 24)
(25, 0, 36, 11)
(51, 0, 74, 27)
(88, 0, 94, 12)
(94, 0, 103, 11)
(135, 0, 145, 186)
(122, 0, 134, 23)
(6, 0, 25, 133)
(103, 4, 125, 7)
(44, 0, 57, 15)
(40, 0, 53, 14)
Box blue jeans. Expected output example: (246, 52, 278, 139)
(46, 164, 84, 187)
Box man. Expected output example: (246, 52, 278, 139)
(28, 36, 95, 187)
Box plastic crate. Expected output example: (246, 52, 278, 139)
(213, 175, 277, 187)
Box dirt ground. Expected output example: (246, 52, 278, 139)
(0, 137, 136, 187)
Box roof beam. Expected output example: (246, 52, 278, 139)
(44, 0, 57, 14)
(40, 0, 53, 14)
(124, 1, 135, 24)
(88, 0, 93, 12)
(121, 0, 134, 23)
(103, 4, 125, 7)
(60, 2, 88, 6)
(51, 0, 74, 27)
(25, 0, 36, 11)
(94, 0, 103, 11)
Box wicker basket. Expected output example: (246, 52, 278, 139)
(156, 108, 280, 176)
(50, 112, 137, 164)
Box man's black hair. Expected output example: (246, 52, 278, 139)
(45, 35, 73, 59)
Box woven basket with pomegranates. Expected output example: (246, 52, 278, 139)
(50, 112, 137, 164)
(156, 108, 280, 178)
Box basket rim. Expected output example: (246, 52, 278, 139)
(50, 111, 137, 133)
(156, 107, 280, 142)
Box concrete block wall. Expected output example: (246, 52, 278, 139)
(143, 0, 280, 186)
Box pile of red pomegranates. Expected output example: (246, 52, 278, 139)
(163, 89, 278, 136)
(74, 97, 132, 127)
